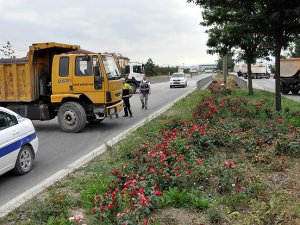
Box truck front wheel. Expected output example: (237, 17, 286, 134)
(129, 83, 137, 94)
(280, 84, 290, 95)
(58, 102, 87, 133)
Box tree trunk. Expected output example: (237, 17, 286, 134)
(223, 55, 228, 85)
(247, 62, 254, 95)
(275, 46, 281, 111)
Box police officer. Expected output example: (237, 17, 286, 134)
(121, 78, 133, 117)
(139, 75, 151, 110)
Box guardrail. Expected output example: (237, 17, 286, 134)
(196, 75, 213, 89)
(232, 74, 247, 88)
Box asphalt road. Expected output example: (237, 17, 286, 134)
(240, 76, 300, 103)
(0, 74, 209, 208)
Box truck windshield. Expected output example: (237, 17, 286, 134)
(101, 55, 120, 80)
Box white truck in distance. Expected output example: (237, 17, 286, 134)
(235, 64, 270, 79)
(124, 62, 145, 94)
(280, 58, 300, 94)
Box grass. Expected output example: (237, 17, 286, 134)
(0, 83, 299, 225)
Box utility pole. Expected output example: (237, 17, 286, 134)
(223, 54, 228, 85)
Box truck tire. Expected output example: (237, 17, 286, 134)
(266, 74, 270, 79)
(291, 89, 299, 95)
(58, 102, 87, 133)
(280, 84, 290, 95)
(130, 83, 137, 94)
(13, 145, 34, 175)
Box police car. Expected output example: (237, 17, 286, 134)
(0, 107, 38, 176)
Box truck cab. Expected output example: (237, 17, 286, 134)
(124, 62, 145, 93)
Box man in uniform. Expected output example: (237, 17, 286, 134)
(139, 75, 151, 110)
(121, 78, 133, 117)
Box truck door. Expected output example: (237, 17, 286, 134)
(71, 55, 105, 103)
(72, 55, 95, 93)
(55, 56, 72, 93)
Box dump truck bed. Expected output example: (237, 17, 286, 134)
(0, 58, 33, 102)
(0, 42, 79, 102)
(251, 64, 266, 74)
(280, 58, 300, 78)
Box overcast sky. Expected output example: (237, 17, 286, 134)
(0, 0, 217, 66)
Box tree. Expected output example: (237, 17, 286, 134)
(216, 54, 235, 71)
(144, 58, 155, 76)
(289, 38, 300, 58)
(257, 0, 300, 110)
(0, 41, 15, 59)
(193, 0, 269, 95)
(188, 0, 300, 110)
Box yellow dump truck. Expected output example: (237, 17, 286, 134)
(280, 58, 300, 94)
(0, 42, 123, 132)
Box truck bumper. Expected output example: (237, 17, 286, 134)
(106, 100, 124, 116)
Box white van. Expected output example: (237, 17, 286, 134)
(0, 107, 38, 176)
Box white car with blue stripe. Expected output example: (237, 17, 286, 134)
(0, 107, 38, 176)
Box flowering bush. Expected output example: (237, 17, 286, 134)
(92, 94, 300, 224)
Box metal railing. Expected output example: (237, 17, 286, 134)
(196, 75, 213, 89)
(232, 74, 247, 88)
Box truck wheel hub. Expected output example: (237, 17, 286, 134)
(63, 111, 77, 126)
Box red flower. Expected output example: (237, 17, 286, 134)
(112, 169, 119, 175)
(108, 204, 114, 210)
(229, 162, 235, 169)
(223, 161, 235, 169)
(175, 172, 180, 176)
(178, 156, 183, 161)
(154, 190, 163, 196)
(100, 205, 106, 211)
(154, 183, 159, 189)
(157, 169, 163, 174)
(92, 207, 97, 214)
(186, 169, 192, 175)
(196, 159, 203, 165)
(209, 105, 217, 112)
(164, 174, 170, 180)
(277, 118, 283, 123)
(143, 219, 148, 225)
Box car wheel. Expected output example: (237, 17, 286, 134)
(13, 145, 34, 175)
(170, 85, 173, 88)
(291, 89, 299, 95)
(58, 102, 87, 133)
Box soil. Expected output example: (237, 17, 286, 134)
(153, 207, 209, 225)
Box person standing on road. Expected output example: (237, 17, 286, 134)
(139, 75, 151, 110)
(121, 78, 133, 117)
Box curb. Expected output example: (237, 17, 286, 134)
(0, 82, 208, 218)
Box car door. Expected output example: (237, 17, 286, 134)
(0, 111, 21, 175)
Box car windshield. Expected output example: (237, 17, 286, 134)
(172, 73, 184, 78)
(101, 55, 120, 80)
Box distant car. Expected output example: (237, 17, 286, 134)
(169, 73, 188, 88)
(0, 107, 38, 176)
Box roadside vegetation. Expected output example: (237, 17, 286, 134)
(1, 81, 300, 225)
